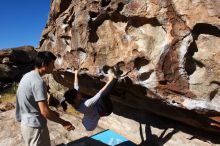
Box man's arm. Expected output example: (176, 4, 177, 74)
(38, 100, 75, 131)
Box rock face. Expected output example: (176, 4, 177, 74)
(39, 0, 220, 135)
(0, 46, 37, 82)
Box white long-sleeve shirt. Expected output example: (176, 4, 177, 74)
(74, 83, 102, 131)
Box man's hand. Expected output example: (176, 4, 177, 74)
(62, 121, 75, 131)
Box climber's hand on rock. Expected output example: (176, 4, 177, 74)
(107, 69, 116, 81)
(74, 69, 79, 75)
(70, 67, 79, 74)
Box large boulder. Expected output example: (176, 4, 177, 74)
(39, 0, 220, 135)
(0, 46, 37, 81)
(0, 64, 19, 81)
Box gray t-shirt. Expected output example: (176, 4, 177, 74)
(15, 70, 47, 128)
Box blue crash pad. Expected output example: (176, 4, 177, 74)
(90, 129, 136, 146)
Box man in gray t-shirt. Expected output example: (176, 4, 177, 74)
(16, 70, 48, 127)
(16, 51, 75, 146)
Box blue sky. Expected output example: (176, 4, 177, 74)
(0, 0, 51, 49)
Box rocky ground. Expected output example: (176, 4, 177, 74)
(0, 108, 103, 146)
(0, 107, 220, 146)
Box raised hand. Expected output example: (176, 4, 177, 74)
(107, 68, 116, 81)
(74, 69, 79, 74)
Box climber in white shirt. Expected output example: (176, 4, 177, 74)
(61, 68, 117, 131)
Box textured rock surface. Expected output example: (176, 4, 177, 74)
(0, 46, 37, 81)
(39, 0, 220, 134)
(0, 109, 220, 146)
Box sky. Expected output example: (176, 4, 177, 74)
(0, 0, 51, 49)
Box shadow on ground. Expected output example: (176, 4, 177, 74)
(112, 102, 220, 146)
(56, 136, 108, 146)
(56, 136, 136, 146)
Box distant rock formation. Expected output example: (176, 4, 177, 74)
(39, 0, 220, 135)
(0, 46, 37, 82)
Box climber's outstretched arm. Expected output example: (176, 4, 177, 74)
(84, 74, 117, 107)
(74, 69, 79, 91)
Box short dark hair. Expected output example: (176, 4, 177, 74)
(61, 88, 78, 111)
(35, 51, 57, 68)
(64, 88, 78, 104)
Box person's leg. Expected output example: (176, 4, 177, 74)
(39, 126, 51, 146)
(97, 78, 117, 116)
(21, 124, 51, 146)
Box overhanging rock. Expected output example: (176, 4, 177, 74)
(39, 0, 220, 134)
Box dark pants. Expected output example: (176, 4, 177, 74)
(97, 78, 117, 117)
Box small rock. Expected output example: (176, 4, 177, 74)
(2, 57, 11, 64)
(0, 102, 15, 112)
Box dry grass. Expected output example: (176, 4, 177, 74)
(0, 83, 17, 103)
(66, 105, 81, 116)
(0, 93, 16, 103)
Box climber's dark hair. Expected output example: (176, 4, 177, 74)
(35, 51, 57, 68)
(61, 88, 78, 111)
